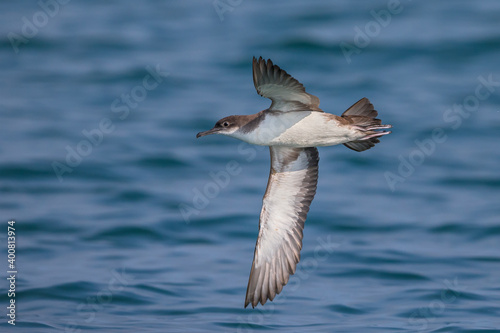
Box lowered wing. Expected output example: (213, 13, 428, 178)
(245, 146, 319, 308)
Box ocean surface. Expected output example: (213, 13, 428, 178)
(1, 0, 499, 332)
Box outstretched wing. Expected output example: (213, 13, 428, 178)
(245, 146, 319, 308)
(252, 57, 323, 112)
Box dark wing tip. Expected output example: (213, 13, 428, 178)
(244, 296, 257, 309)
(252, 56, 300, 94)
(252, 56, 265, 92)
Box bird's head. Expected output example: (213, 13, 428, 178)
(196, 116, 241, 138)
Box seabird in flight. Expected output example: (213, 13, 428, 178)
(197, 57, 392, 308)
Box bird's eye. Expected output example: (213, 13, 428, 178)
(223, 122, 229, 127)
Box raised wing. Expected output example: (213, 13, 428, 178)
(245, 146, 319, 308)
(252, 57, 323, 112)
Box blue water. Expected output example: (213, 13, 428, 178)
(1, 0, 500, 332)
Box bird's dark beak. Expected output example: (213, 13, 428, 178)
(196, 127, 220, 138)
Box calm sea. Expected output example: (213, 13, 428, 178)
(1, 0, 499, 332)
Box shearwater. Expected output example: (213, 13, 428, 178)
(197, 57, 392, 308)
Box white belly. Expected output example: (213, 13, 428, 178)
(240, 111, 361, 147)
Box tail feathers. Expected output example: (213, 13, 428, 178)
(344, 138, 380, 152)
(342, 97, 378, 118)
(342, 98, 392, 152)
(343, 130, 391, 152)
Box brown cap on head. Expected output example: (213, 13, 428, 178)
(196, 114, 259, 138)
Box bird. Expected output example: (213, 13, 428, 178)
(196, 57, 392, 308)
